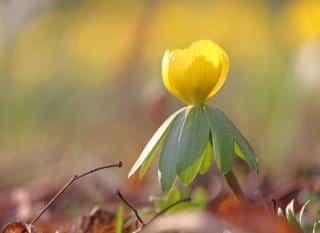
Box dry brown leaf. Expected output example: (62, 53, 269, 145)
(210, 195, 301, 233)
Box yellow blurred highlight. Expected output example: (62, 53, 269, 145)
(9, 0, 277, 89)
(10, 2, 142, 88)
(7, 0, 320, 89)
(10, 11, 67, 88)
(0, 46, 3, 66)
(283, 0, 320, 45)
(67, 2, 141, 83)
(145, 1, 273, 65)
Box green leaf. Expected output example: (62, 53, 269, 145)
(139, 150, 156, 179)
(205, 107, 234, 174)
(128, 107, 186, 178)
(154, 187, 190, 214)
(115, 204, 124, 233)
(192, 188, 208, 210)
(199, 141, 213, 174)
(139, 136, 165, 179)
(178, 139, 212, 185)
(153, 187, 208, 215)
(234, 142, 245, 160)
(209, 108, 259, 173)
(159, 109, 186, 192)
(176, 106, 210, 175)
(154, 187, 181, 211)
(179, 151, 204, 185)
(222, 110, 259, 173)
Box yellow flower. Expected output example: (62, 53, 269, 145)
(162, 40, 229, 105)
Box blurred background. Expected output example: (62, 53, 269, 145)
(0, 0, 319, 191)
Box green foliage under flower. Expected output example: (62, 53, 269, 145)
(129, 105, 258, 192)
(153, 187, 208, 213)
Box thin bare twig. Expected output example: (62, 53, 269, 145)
(29, 161, 122, 225)
(146, 197, 191, 225)
(116, 190, 146, 226)
(116, 189, 192, 228)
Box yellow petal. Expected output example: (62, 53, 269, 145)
(162, 50, 186, 103)
(163, 49, 193, 104)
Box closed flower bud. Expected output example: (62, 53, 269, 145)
(162, 40, 229, 105)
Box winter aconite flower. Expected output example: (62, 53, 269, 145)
(129, 40, 258, 193)
(162, 40, 229, 105)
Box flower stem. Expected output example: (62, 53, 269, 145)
(224, 170, 246, 200)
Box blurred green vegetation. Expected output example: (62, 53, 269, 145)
(0, 0, 319, 187)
